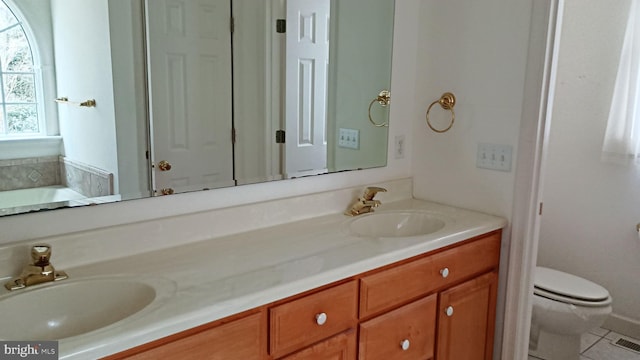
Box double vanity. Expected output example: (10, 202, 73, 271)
(0, 182, 506, 359)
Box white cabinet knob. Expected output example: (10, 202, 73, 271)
(400, 339, 410, 351)
(445, 306, 454, 317)
(440, 267, 450, 278)
(315, 312, 327, 326)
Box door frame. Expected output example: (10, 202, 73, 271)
(501, 0, 561, 358)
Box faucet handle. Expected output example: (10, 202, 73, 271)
(31, 244, 52, 266)
(363, 186, 387, 200)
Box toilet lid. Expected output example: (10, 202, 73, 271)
(534, 267, 610, 303)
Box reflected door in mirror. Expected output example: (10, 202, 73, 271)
(284, 0, 330, 178)
(147, 0, 235, 195)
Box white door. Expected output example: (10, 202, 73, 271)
(284, 0, 330, 178)
(147, 0, 234, 195)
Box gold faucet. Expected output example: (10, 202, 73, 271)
(345, 186, 387, 216)
(4, 244, 68, 291)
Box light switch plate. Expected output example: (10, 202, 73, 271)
(394, 135, 406, 159)
(338, 128, 359, 149)
(477, 143, 512, 172)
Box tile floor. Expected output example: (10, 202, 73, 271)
(528, 328, 640, 360)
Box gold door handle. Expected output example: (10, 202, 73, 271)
(157, 160, 172, 171)
(160, 188, 174, 195)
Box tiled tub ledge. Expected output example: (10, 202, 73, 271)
(0, 183, 506, 359)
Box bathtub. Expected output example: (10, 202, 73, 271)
(0, 186, 86, 216)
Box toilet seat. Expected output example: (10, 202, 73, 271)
(534, 267, 612, 307)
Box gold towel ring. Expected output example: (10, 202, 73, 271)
(426, 92, 456, 133)
(368, 90, 391, 127)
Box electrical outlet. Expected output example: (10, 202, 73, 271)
(338, 128, 359, 149)
(477, 143, 512, 172)
(394, 135, 405, 159)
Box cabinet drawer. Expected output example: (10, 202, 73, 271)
(359, 232, 500, 318)
(359, 294, 437, 360)
(270, 281, 358, 358)
(114, 312, 264, 360)
(280, 330, 357, 360)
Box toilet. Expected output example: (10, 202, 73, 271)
(529, 266, 612, 360)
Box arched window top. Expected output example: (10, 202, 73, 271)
(0, 0, 40, 136)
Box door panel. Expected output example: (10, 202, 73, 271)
(147, 0, 234, 194)
(437, 272, 499, 360)
(285, 0, 330, 178)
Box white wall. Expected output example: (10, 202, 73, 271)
(52, 0, 119, 191)
(411, 1, 535, 357)
(538, 0, 640, 334)
(412, 0, 532, 217)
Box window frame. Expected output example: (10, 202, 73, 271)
(0, 0, 47, 138)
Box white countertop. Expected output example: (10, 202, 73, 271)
(7, 199, 507, 359)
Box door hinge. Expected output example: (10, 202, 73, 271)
(539, 202, 543, 216)
(232, 127, 237, 144)
(275, 129, 285, 143)
(230, 17, 235, 34)
(276, 19, 286, 33)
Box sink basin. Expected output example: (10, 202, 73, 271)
(0, 278, 159, 340)
(349, 211, 446, 237)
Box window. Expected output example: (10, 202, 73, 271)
(0, 1, 40, 137)
(603, 0, 640, 165)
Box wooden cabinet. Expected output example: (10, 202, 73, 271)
(359, 233, 500, 319)
(359, 295, 437, 360)
(358, 232, 500, 360)
(105, 231, 501, 360)
(105, 311, 266, 360)
(280, 330, 357, 360)
(436, 271, 499, 360)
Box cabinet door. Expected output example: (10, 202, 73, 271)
(280, 330, 357, 360)
(436, 272, 498, 360)
(359, 294, 437, 360)
(111, 312, 265, 360)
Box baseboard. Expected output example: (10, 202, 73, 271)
(604, 313, 640, 339)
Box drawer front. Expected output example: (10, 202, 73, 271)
(270, 281, 358, 358)
(359, 232, 500, 318)
(116, 312, 264, 360)
(280, 330, 357, 360)
(429, 232, 500, 287)
(359, 294, 437, 360)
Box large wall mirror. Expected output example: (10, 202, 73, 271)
(0, 0, 395, 217)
